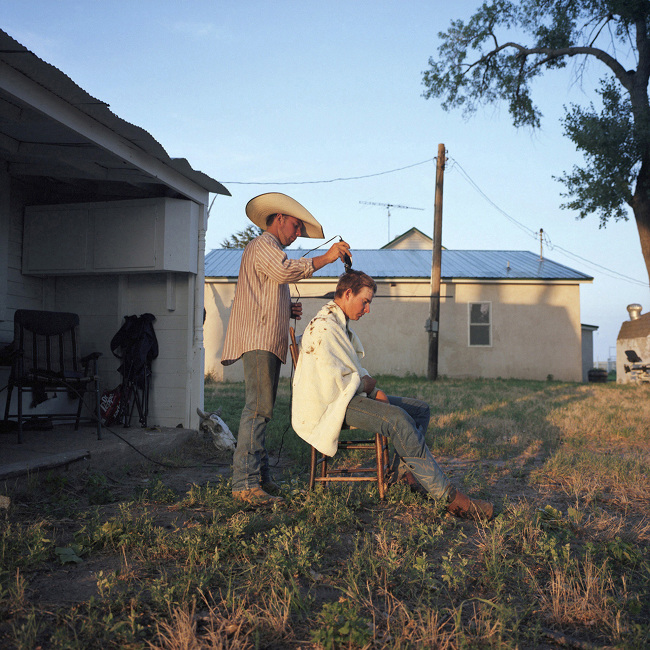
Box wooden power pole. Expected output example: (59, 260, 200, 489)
(427, 144, 445, 380)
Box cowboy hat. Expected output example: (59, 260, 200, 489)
(245, 192, 324, 239)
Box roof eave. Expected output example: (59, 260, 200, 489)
(0, 37, 230, 203)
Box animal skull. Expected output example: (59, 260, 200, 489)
(196, 407, 236, 453)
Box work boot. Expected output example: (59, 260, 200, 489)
(446, 486, 493, 521)
(232, 487, 284, 507)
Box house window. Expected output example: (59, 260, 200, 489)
(469, 302, 491, 346)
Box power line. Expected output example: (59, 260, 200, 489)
(447, 156, 649, 288)
(218, 151, 646, 287)
(447, 157, 539, 241)
(222, 158, 434, 185)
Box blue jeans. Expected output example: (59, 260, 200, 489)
(343, 394, 451, 499)
(232, 350, 281, 492)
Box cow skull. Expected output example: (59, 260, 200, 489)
(196, 407, 236, 453)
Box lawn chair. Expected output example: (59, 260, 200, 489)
(624, 350, 650, 383)
(3, 309, 102, 443)
(289, 326, 391, 499)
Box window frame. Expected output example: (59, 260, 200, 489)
(468, 301, 492, 347)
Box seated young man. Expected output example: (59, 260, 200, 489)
(291, 270, 493, 519)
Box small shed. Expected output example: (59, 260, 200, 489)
(581, 324, 599, 382)
(616, 304, 650, 383)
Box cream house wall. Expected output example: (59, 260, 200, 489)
(385, 232, 432, 250)
(205, 276, 584, 382)
(440, 282, 582, 381)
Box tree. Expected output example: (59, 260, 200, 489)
(221, 225, 262, 248)
(422, 0, 650, 284)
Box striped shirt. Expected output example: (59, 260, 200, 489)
(221, 232, 315, 366)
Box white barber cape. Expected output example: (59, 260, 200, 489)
(291, 301, 369, 457)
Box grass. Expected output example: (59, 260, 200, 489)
(1, 376, 649, 648)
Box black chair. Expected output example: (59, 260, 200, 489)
(624, 349, 650, 383)
(3, 309, 102, 443)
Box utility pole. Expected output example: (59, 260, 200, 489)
(427, 144, 445, 380)
(359, 201, 424, 242)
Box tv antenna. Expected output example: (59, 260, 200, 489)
(359, 201, 424, 242)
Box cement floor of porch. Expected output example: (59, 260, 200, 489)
(0, 419, 198, 482)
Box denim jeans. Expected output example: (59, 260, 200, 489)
(343, 393, 451, 499)
(231, 350, 281, 492)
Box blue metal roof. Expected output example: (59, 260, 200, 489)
(205, 248, 592, 281)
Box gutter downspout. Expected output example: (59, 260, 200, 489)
(191, 201, 208, 427)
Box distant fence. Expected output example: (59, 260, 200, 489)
(594, 359, 616, 372)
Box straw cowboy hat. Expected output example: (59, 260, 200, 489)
(245, 192, 324, 239)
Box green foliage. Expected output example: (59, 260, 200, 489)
(310, 599, 372, 650)
(422, 1, 650, 237)
(221, 224, 262, 248)
(557, 76, 638, 223)
(0, 521, 53, 572)
(86, 471, 117, 505)
(134, 478, 177, 504)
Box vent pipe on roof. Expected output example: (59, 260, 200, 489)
(627, 303, 643, 320)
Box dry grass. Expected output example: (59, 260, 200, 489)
(1, 377, 649, 649)
(533, 554, 628, 638)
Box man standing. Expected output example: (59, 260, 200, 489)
(222, 193, 350, 506)
(292, 270, 493, 519)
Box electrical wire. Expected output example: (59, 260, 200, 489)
(448, 156, 649, 288)
(222, 158, 435, 185)
(4, 378, 230, 470)
(216, 149, 646, 288)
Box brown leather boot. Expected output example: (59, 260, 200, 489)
(446, 487, 494, 520)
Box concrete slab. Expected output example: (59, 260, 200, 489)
(0, 421, 198, 480)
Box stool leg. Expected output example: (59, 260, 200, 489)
(309, 446, 317, 491)
(375, 433, 385, 500)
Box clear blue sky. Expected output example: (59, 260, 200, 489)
(4, 1, 649, 363)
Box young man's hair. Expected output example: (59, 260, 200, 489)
(265, 213, 278, 227)
(335, 270, 377, 298)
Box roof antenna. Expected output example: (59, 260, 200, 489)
(359, 201, 424, 243)
(539, 228, 544, 261)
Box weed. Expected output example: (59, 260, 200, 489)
(134, 478, 177, 504)
(86, 471, 117, 505)
(311, 598, 372, 649)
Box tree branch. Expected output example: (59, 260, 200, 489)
(465, 41, 631, 90)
